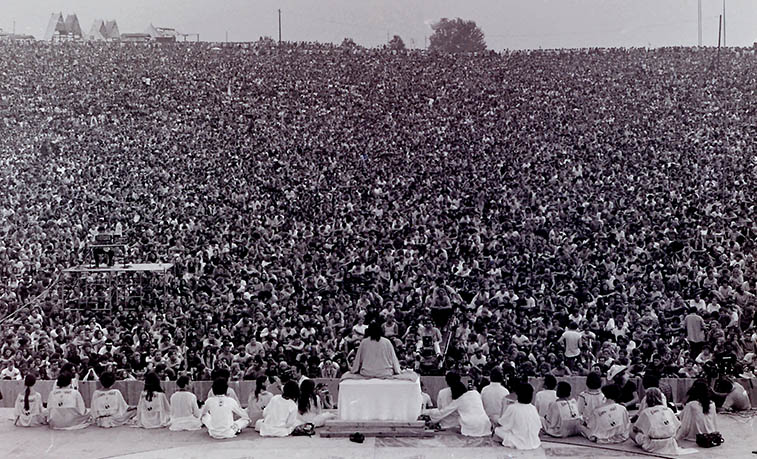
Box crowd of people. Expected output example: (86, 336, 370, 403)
(0, 41, 755, 390)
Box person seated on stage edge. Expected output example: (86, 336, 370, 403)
(534, 374, 558, 419)
(633, 388, 696, 455)
(47, 371, 91, 430)
(14, 375, 47, 427)
(255, 380, 300, 437)
(576, 372, 606, 417)
(713, 377, 751, 412)
(248, 375, 274, 425)
(579, 383, 630, 444)
(676, 380, 718, 442)
(494, 382, 542, 450)
(134, 372, 171, 429)
(205, 368, 241, 405)
(168, 375, 202, 431)
(424, 378, 492, 437)
(542, 381, 582, 438)
(91, 371, 135, 428)
(481, 367, 510, 425)
(201, 377, 250, 439)
(296, 379, 336, 427)
(343, 321, 418, 381)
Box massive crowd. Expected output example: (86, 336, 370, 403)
(0, 41, 756, 388)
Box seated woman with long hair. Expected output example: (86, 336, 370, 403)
(247, 375, 274, 425)
(14, 375, 46, 427)
(134, 372, 170, 428)
(425, 379, 492, 437)
(47, 372, 91, 430)
(255, 381, 300, 436)
(677, 380, 718, 442)
(345, 321, 417, 381)
(633, 388, 696, 455)
(296, 379, 336, 427)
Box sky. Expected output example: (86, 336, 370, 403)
(3, 0, 756, 49)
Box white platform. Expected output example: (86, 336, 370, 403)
(338, 379, 423, 422)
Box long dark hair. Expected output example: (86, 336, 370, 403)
(255, 375, 267, 400)
(282, 380, 300, 401)
(366, 321, 383, 341)
(298, 379, 317, 414)
(24, 374, 36, 411)
(143, 372, 163, 402)
(687, 380, 712, 414)
(450, 381, 468, 400)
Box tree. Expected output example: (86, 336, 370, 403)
(387, 34, 406, 51)
(428, 18, 486, 54)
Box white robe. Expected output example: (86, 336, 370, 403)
(47, 386, 91, 430)
(296, 395, 336, 427)
(676, 401, 718, 441)
(427, 390, 492, 437)
(494, 402, 542, 450)
(578, 401, 630, 443)
(436, 387, 460, 429)
(534, 389, 557, 418)
(543, 399, 582, 438)
(255, 395, 299, 437)
(134, 391, 171, 429)
(206, 387, 241, 406)
(480, 382, 510, 423)
(634, 405, 696, 455)
(14, 391, 47, 427)
(576, 389, 606, 417)
(91, 389, 135, 428)
(201, 395, 250, 439)
(168, 391, 202, 431)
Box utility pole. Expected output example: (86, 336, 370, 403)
(225, 30, 228, 43)
(12, 19, 15, 35)
(722, 0, 726, 47)
(697, 0, 702, 46)
(718, 15, 722, 49)
(278, 9, 281, 44)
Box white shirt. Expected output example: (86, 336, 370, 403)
(428, 390, 492, 437)
(258, 395, 299, 437)
(200, 395, 249, 438)
(480, 382, 510, 422)
(534, 389, 557, 418)
(495, 402, 542, 450)
(169, 391, 202, 431)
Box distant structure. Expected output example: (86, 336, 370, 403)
(145, 24, 178, 43)
(44, 12, 83, 41)
(120, 33, 151, 43)
(88, 19, 120, 41)
(0, 29, 35, 42)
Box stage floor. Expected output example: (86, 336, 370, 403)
(2, 408, 756, 459)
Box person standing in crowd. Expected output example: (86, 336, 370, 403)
(135, 372, 170, 429)
(684, 308, 706, 358)
(14, 375, 46, 427)
(201, 377, 250, 439)
(494, 383, 542, 450)
(558, 322, 583, 371)
(168, 375, 202, 431)
(47, 372, 91, 430)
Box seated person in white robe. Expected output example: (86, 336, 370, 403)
(534, 374, 558, 419)
(91, 371, 135, 428)
(255, 381, 300, 436)
(344, 322, 417, 381)
(715, 378, 751, 412)
(248, 375, 274, 425)
(576, 372, 606, 417)
(205, 368, 241, 405)
(47, 372, 91, 430)
(201, 377, 250, 439)
(579, 383, 630, 443)
(494, 382, 542, 450)
(134, 372, 171, 429)
(434, 372, 463, 429)
(168, 375, 202, 431)
(543, 381, 582, 438)
(296, 379, 335, 427)
(481, 368, 510, 424)
(633, 388, 695, 455)
(14, 375, 46, 427)
(677, 380, 718, 441)
(425, 380, 492, 437)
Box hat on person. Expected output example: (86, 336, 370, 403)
(607, 364, 627, 381)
